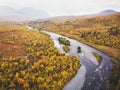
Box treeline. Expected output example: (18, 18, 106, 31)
(0, 24, 80, 89)
(32, 13, 120, 90)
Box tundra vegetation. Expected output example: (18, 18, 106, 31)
(58, 37, 70, 53)
(63, 45, 70, 53)
(33, 13, 120, 90)
(0, 23, 80, 90)
(78, 46, 81, 53)
(93, 52, 102, 64)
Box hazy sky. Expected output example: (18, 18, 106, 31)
(0, 0, 120, 16)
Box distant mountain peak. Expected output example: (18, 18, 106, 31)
(100, 9, 118, 15)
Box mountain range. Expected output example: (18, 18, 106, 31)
(0, 6, 119, 22)
(36, 9, 118, 22)
(0, 6, 49, 22)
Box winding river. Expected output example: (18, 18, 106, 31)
(27, 26, 113, 90)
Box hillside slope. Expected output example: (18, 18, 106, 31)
(32, 13, 120, 90)
(0, 23, 80, 89)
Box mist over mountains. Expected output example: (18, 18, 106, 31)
(0, 6, 118, 22)
(0, 6, 49, 22)
(34, 9, 118, 22)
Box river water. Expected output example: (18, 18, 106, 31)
(27, 26, 113, 90)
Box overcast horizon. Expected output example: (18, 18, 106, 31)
(0, 0, 120, 16)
